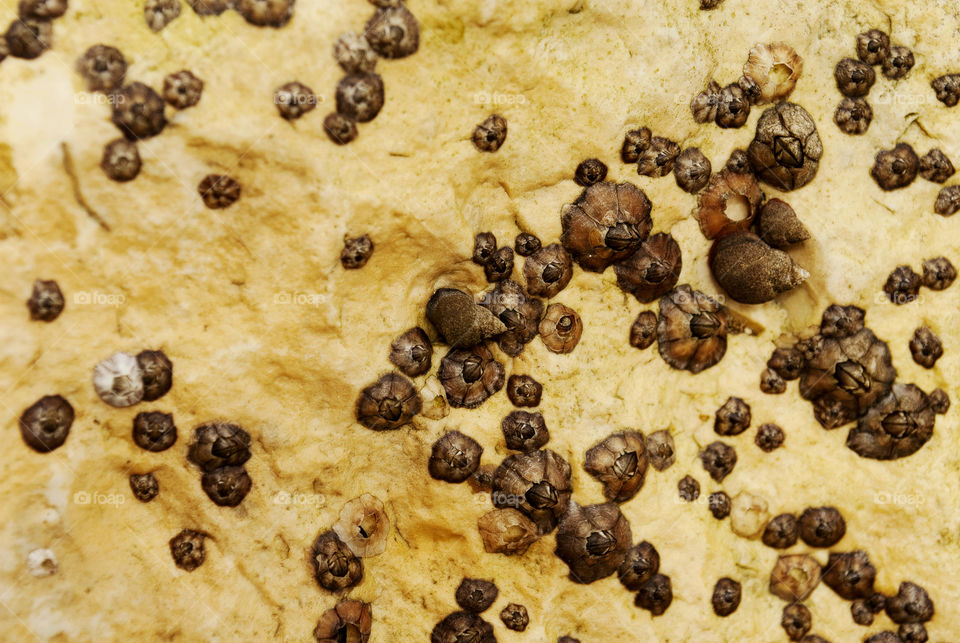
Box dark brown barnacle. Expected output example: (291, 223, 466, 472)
(712, 578, 742, 617)
(782, 603, 812, 641)
(455, 578, 498, 613)
(935, 185, 960, 216)
(716, 83, 750, 129)
(523, 243, 572, 299)
(186, 0, 232, 16)
(898, 623, 928, 643)
(574, 158, 608, 187)
(755, 423, 785, 451)
(709, 232, 809, 304)
(341, 234, 374, 269)
(646, 430, 675, 470)
(866, 592, 887, 614)
(430, 612, 495, 643)
(235, 0, 294, 28)
(821, 551, 876, 600)
(864, 633, 903, 643)
(555, 502, 632, 584)
(798, 506, 845, 547)
(468, 464, 495, 493)
(725, 149, 751, 174)
(389, 327, 432, 377)
(492, 449, 572, 534)
(747, 102, 822, 191)
(335, 74, 383, 123)
(690, 81, 721, 124)
(909, 327, 942, 368)
(699, 0, 723, 9)
(928, 388, 950, 415)
(715, 396, 751, 436)
(27, 279, 64, 322)
(618, 541, 659, 590)
(629, 310, 658, 349)
(514, 232, 541, 257)
(163, 70, 203, 109)
(365, 5, 419, 58)
(129, 472, 159, 503)
(560, 181, 652, 272)
(737, 74, 762, 104)
(885, 582, 934, 624)
(768, 346, 804, 380)
(834, 97, 873, 135)
(847, 383, 935, 459)
(757, 199, 810, 248)
(333, 32, 378, 74)
(19, 395, 73, 453)
(621, 127, 652, 163)
(614, 233, 682, 304)
(479, 279, 542, 356)
(323, 113, 358, 145)
(882, 46, 914, 80)
(695, 168, 764, 239)
(657, 285, 729, 373)
(499, 603, 528, 632)
(857, 29, 890, 65)
(584, 430, 648, 503)
(918, 149, 955, 183)
(762, 513, 799, 548)
(273, 82, 316, 122)
(101, 138, 141, 182)
(311, 530, 363, 592)
(539, 303, 582, 353)
(76, 44, 126, 92)
(426, 288, 506, 349)
(637, 136, 681, 177)
(678, 475, 700, 502)
(132, 411, 177, 452)
(18, 0, 67, 19)
(760, 368, 786, 394)
(931, 73, 960, 107)
(673, 148, 712, 193)
(201, 466, 252, 507)
(355, 373, 421, 430)
(4, 17, 51, 59)
(477, 508, 539, 555)
(472, 232, 497, 265)
(198, 174, 241, 209)
(635, 574, 673, 616)
(883, 265, 921, 305)
(136, 350, 173, 401)
(472, 114, 507, 152)
(799, 325, 896, 429)
(700, 441, 737, 482)
(144, 0, 180, 31)
(835, 58, 875, 97)
(502, 411, 549, 452)
(112, 82, 167, 140)
(770, 554, 821, 601)
(871, 144, 919, 191)
(313, 599, 372, 643)
(709, 491, 731, 519)
(188, 422, 252, 471)
(820, 304, 865, 339)
(169, 529, 206, 572)
(852, 599, 874, 626)
(484, 246, 514, 282)
(506, 374, 541, 407)
(743, 43, 803, 104)
(429, 430, 482, 483)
